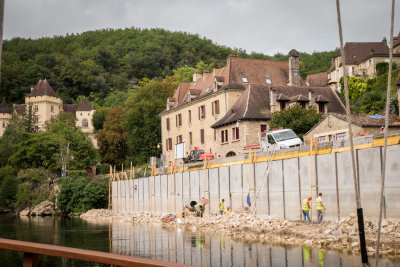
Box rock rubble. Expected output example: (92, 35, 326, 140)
(80, 210, 400, 259)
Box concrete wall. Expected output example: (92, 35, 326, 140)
(112, 144, 400, 219)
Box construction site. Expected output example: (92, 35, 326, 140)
(109, 134, 400, 220)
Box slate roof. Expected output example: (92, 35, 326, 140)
(166, 56, 308, 111)
(306, 72, 328, 87)
(343, 41, 389, 65)
(63, 104, 79, 113)
(0, 98, 11, 114)
(13, 104, 26, 115)
(76, 97, 94, 111)
(27, 79, 59, 98)
(211, 85, 346, 128)
(330, 113, 400, 127)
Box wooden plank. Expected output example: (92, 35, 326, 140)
(0, 238, 191, 267)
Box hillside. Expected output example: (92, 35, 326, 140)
(0, 27, 338, 104)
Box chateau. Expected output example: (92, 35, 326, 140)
(160, 50, 346, 163)
(0, 79, 97, 147)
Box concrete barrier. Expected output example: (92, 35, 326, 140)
(112, 144, 400, 220)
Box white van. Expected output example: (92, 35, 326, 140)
(260, 129, 303, 151)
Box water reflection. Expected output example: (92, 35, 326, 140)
(0, 216, 399, 267)
(110, 222, 398, 267)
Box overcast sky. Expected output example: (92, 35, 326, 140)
(4, 0, 400, 55)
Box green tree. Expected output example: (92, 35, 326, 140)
(268, 104, 323, 138)
(96, 106, 127, 166)
(123, 77, 175, 164)
(92, 107, 109, 131)
(0, 175, 18, 210)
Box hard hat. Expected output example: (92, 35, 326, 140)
(308, 196, 312, 200)
(227, 206, 231, 210)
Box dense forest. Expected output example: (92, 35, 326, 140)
(0, 27, 338, 104)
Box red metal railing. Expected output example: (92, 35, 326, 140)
(0, 238, 191, 267)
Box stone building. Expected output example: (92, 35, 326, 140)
(160, 50, 346, 163)
(303, 113, 400, 143)
(321, 33, 400, 91)
(0, 79, 97, 147)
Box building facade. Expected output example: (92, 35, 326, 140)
(160, 50, 346, 163)
(0, 79, 97, 146)
(325, 33, 400, 91)
(303, 113, 400, 143)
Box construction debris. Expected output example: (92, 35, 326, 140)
(80, 210, 400, 259)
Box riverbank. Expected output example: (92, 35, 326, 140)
(81, 209, 400, 259)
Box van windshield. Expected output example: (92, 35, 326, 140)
(273, 130, 298, 142)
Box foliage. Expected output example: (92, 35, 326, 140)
(8, 122, 99, 172)
(99, 163, 111, 175)
(57, 176, 109, 213)
(268, 104, 323, 138)
(92, 107, 110, 131)
(17, 168, 48, 185)
(340, 69, 399, 114)
(1, 27, 339, 104)
(123, 77, 175, 164)
(44, 112, 77, 131)
(0, 175, 18, 210)
(340, 76, 368, 101)
(96, 106, 128, 166)
(68, 170, 87, 177)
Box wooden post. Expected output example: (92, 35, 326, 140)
(23, 252, 38, 267)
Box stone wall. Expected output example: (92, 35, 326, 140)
(112, 143, 400, 220)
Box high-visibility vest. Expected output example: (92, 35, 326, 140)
(302, 199, 310, 211)
(219, 202, 224, 211)
(316, 197, 323, 210)
(195, 204, 203, 212)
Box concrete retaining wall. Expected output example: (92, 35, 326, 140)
(112, 144, 400, 220)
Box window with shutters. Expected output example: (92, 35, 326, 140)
(51, 105, 54, 113)
(212, 100, 220, 115)
(176, 114, 182, 127)
(221, 129, 228, 144)
(176, 135, 182, 144)
(198, 105, 206, 120)
(214, 129, 216, 141)
(166, 138, 173, 151)
(232, 127, 239, 141)
(260, 125, 267, 133)
(188, 110, 192, 123)
(318, 102, 325, 114)
(34, 105, 38, 112)
(200, 129, 205, 144)
(189, 132, 192, 145)
(166, 118, 170, 130)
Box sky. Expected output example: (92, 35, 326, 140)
(3, 0, 400, 55)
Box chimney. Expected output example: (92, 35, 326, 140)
(382, 37, 387, 45)
(308, 89, 315, 107)
(227, 53, 238, 65)
(203, 69, 210, 81)
(288, 49, 300, 86)
(30, 87, 33, 92)
(192, 72, 203, 83)
(269, 88, 279, 113)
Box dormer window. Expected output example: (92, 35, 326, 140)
(242, 77, 248, 83)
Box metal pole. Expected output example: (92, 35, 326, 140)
(376, 0, 395, 263)
(336, 0, 368, 264)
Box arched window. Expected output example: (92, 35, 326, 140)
(82, 119, 88, 128)
(226, 151, 236, 157)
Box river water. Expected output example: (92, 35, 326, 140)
(0, 216, 399, 266)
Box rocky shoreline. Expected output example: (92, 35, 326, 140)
(80, 209, 400, 260)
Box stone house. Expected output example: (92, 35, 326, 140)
(303, 113, 400, 143)
(323, 33, 400, 91)
(0, 79, 97, 147)
(160, 50, 346, 163)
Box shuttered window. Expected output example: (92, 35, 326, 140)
(200, 129, 205, 144)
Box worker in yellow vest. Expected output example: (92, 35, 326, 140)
(302, 196, 312, 222)
(224, 206, 231, 214)
(219, 199, 225, 215)
(316, 192, 325, 224)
